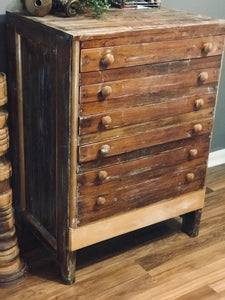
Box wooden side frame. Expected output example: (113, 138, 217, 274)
(69, 189, 205, 251)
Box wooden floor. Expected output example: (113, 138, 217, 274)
(1, 164, 225, 299)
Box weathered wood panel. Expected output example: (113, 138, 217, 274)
(77, 162, 206, 225)
(78, 157, 206, 197)
(77, 140, 209, 189)
(80, 56, 221, 85)
(80, 36, 224, 72)
(79, 108, 213, 145)
(80, 68, 219, 104)
(79, 94, 216, 135)
(79, 117, 213, 162)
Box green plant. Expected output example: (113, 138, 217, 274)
(83, 0, 112, 17)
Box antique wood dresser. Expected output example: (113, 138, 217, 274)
(6, 8, 225, 284)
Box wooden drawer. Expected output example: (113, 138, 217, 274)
(77, 161, 207, 225)
(79, 93, 216, 135)
(78, 110, 213, 162)
(78, 134, 210, 172)
(80, 36, 224, 72)
(78, 137, 209, 192)
(80, 67, 219, 104)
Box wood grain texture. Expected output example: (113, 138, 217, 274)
(79, 117, 213, 162)
(6, 8, 225, 285)
(79, 94, 216, 135)
(80, 67, 219, 103)
(80, 36, 224, 72)
(70, 189, 205, 250)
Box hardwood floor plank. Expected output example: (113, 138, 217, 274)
(206, 164, 225, 191)
(210, 276, 225, 293)
(175, 285, 222, 300)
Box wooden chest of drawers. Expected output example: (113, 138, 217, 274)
(7, 8, 225, 284)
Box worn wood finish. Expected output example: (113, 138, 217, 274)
(77, 138, 209, 186)
(0, 73, 25, 286)
(70, 189, 205, 250)
(6, 8, 225, 284)
(80, 56, 222, 85)
(79, 117, 213, 162)
(80, 36, 224, 72)
(79, 94, 216, 135)
(80, 67, 219, 103)
(79, 134, 210, 172)
(77, 162, 206, 225)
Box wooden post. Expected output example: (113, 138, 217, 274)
(0, 73, 25, 286)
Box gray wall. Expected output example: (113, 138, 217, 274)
(163, 0, 225, 151)
(0, 0, 225, 150)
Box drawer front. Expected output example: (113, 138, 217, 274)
(80, 67, 219, 104)
(79, 94, 216, 135)
(78, 134, 210, 172)
(80, 36, 224, 72)
(77, 161, 207, 225)
(78, 111, 213, 162)
(78, 138, 209, 195)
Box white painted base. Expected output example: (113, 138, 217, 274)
(208, 148, 225, 168)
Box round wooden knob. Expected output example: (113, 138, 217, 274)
(101, 51, 114, 68)
(194, 98, 204, 109)
(193, 124, 203, 133)
(203, 42, 213, 54)
(100, 144, 110, 156)
(101, 116, 112, 128)
(189, 148, 198, 158)
(98, 170, 108, 181)
(96, 196, 106, 206)
(100, 86, 112, 98)
(186, 173, 195, 182)
(198, 72, 208, 83)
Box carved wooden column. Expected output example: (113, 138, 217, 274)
(0, 72, 25, 286)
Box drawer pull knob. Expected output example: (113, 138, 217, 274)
(193, 123, 203, 133)
(101, 51, 114, 68)
(100, 144, 110, 156)
(194, 98, 204, 109)
(186, 173, 195, 182)
(198, 72, 208, 83)
(203, 42, 213, 54)
(96, 196, 106, 206)
(189, 148, 198, 158)
(101, 116, 112, 128)
(100, 86, 112, 98)
(98, 170, 108, 181)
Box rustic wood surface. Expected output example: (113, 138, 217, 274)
(6, 8, 225, 285)
(0, 73, 25, 286)
(80, 36, 224, 72)
(0, 164, 224, 298)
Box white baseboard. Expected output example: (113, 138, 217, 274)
(208, 148, 225, 168)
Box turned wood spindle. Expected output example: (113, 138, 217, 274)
(0, 73, 25, 286)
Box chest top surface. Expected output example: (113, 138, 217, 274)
(7, 8, 225, 40)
